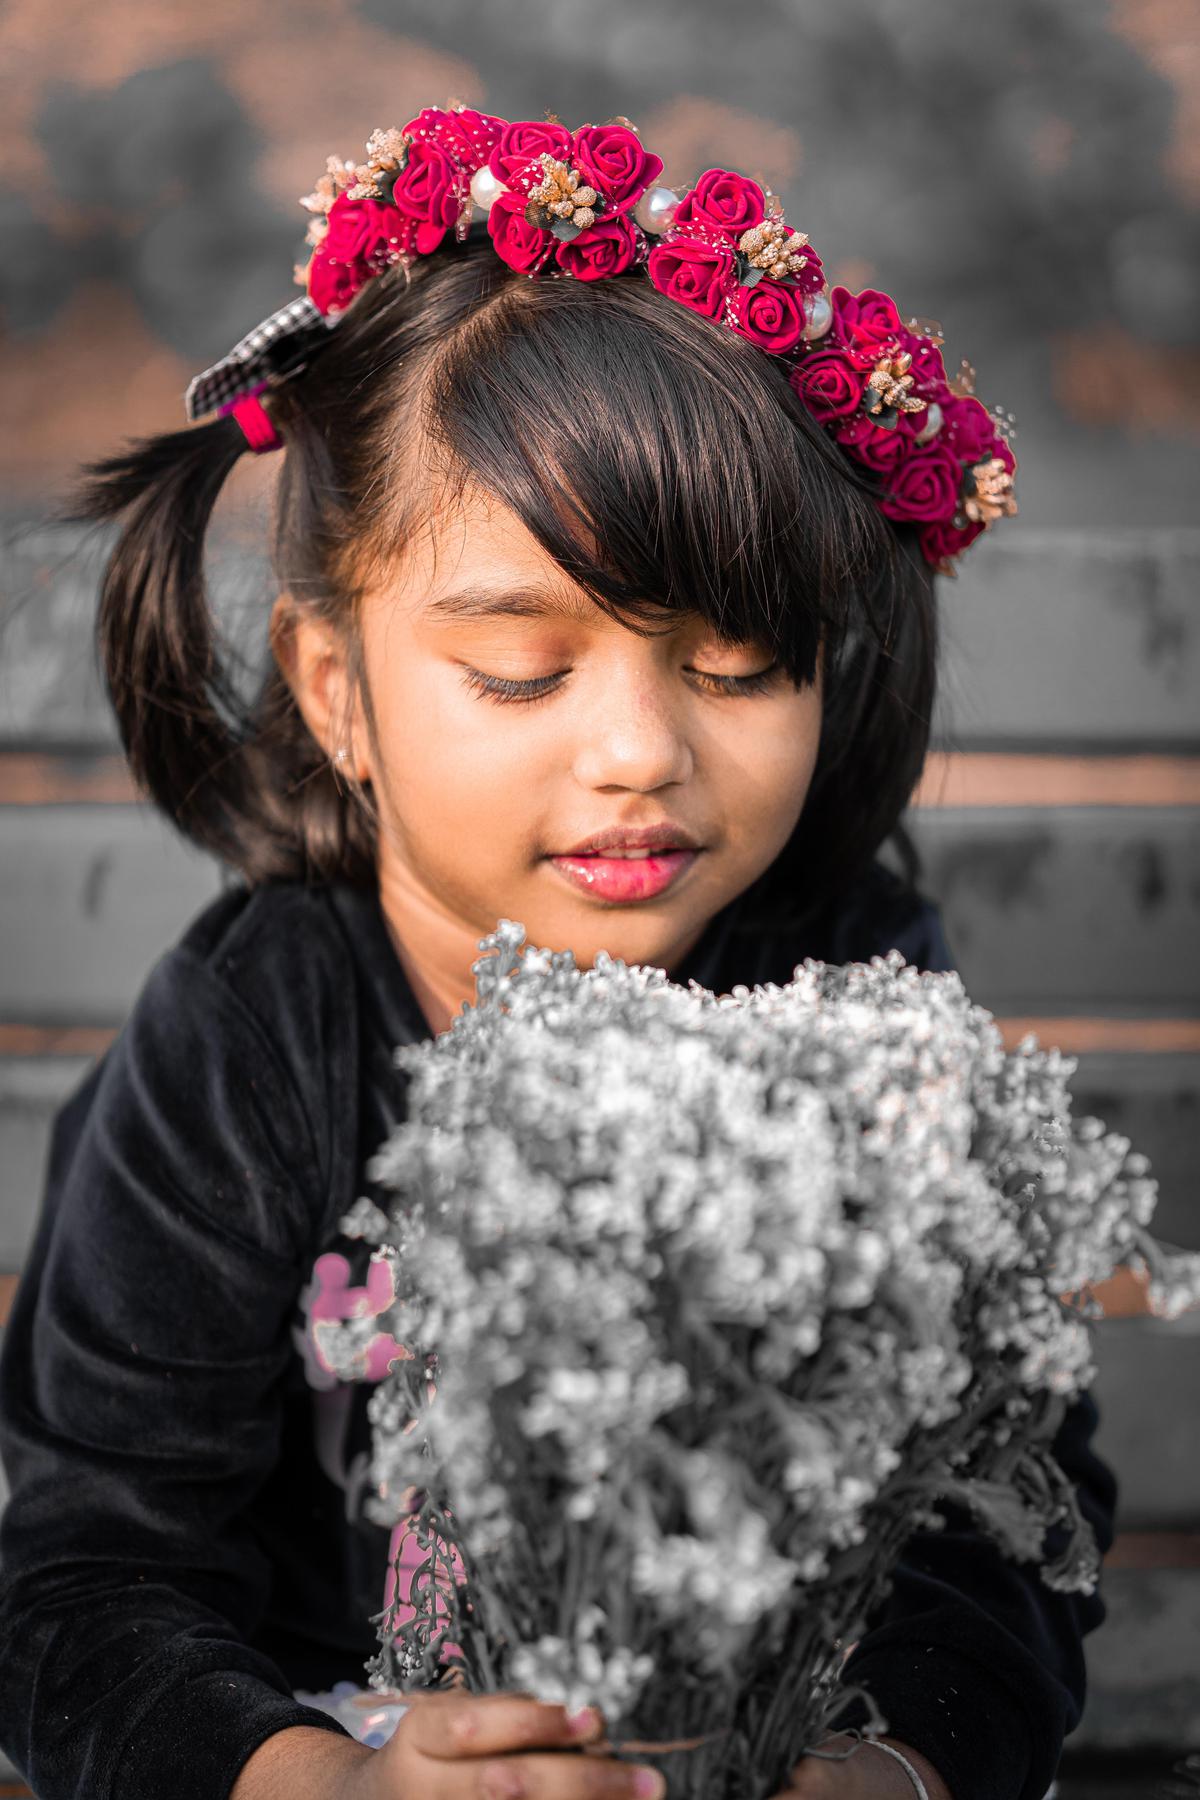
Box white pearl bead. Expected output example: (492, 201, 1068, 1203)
(469, 164, 508, 211)
(913, 400, 944, 443)
(633, 185, 680, 234)
(801, 292, 833, 340)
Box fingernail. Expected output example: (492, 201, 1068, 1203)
(632, 1770, 666, 1799)
(565, 1704, 597, 1736)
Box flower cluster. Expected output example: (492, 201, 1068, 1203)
(294, 101, 1017, 576)
(349, 921, 1199, 1797)
(789, 285, 1019, 570)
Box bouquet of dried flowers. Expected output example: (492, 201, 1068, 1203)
(343, 922, 1200, 1800)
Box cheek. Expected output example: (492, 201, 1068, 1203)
(719, 694, 822, 828)
(371, 662, 539, 847)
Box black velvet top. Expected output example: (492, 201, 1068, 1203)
(0, 861, 1117, 1800)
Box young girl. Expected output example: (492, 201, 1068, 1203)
(0, 105, 1114, 1800)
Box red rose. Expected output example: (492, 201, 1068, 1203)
(572, 123, 663, 213)
(829, 286, 903, 355)
(308, 252, 361, 317)
(729, 278, 806, 354)
(834, 411, 908, 473)
(941, 395, 1002, 465)
(488, 119, 574, 190)
(555, 214, 639, 281)
(319, 193, 397, 265)
(919, 515, 985, 571)
(389, 140, 460, 231)
(879, 444, 964, 524)
(897, 324, 949, 395)
(790, 243, 827, 298)
(672, 168, 766, 241)
(487, 191, 555, 274)
(647, 237, 735, 318)
(789, 348, 866, 420)
(401, 105, 506, 169)
(306, 193, 418, 316)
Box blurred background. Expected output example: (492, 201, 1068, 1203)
(1, 2, 1198, 1794)
(0, 0, 1198, 517)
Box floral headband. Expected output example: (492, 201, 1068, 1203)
(186, 102, 1018, 576)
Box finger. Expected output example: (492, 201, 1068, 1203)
(405, 1691, 606, 1759)
(471, 1752, 666, 1799)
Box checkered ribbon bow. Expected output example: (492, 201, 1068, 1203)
(185, 296, 335, 422)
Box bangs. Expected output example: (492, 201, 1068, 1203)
(420, 270, 899, 688)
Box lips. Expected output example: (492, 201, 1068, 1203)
(548, 848, 700, 903)
(558, 823, 701, 857)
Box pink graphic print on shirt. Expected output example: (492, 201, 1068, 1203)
(299, 1249, 411, 1387)
(295, 1245, 464, 1664)
(384, 1504, 467, 1671)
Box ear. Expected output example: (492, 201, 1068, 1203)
(269, 593, 369, 781)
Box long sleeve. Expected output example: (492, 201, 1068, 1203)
(825, 877, 1121, 1800)
(0, 946, 356, 1799)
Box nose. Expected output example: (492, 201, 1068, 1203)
(568, 657, 694, 793)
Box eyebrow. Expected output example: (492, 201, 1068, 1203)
(423, 584, 602, 624)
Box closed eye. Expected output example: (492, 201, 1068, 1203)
(459, 663, 783, 706)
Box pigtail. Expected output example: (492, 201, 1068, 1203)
(64, 413, 377, 885)
(73, 415, 246, 841)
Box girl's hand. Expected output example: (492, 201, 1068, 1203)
(345, 1690, 667, 1800)
(769, 1731, 953, 1800)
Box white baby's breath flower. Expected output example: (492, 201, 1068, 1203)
(359, 920, 1200, 1755)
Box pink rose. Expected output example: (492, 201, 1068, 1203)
(389, 140, 460, 231)
(941, 395, 1002, 465)
(897, 324, 949, 395)
(829, 286, 903, 356)
(834, 411, 909, 473)
(789, 348, 866, 420)
(789, 243, 827, 298)
(487, 191, 555, 274)
(879, 443, 964, 524)
(306, 194, 418, 316)
(672, 168, 766, 241)
(308, 251, 361, 317)
(555, 214, 639, 281)
(319, 194, 397, 264)
(647, 237, 735, 318)
(572, 123, 663, 213)
(896, 395, 949, 445)
(488, 119, 574, 190)
(919, 515, 985, 571)
(729, 278, 806, 354)
(401, 105, 506, 169)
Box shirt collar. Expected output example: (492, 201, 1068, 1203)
(327, 881, 433, 1050)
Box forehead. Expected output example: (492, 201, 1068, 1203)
(386, 482, 586, 615)
(423, 583, 607, 626)
(396, 484, 685, 632)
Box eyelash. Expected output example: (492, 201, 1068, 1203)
(459, 662, 783, 706)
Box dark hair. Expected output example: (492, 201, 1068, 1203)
(69, 223, 938, 933)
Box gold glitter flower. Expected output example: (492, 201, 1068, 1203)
(300, 155, 358, 247)
(863, 352, 928, 418)
(348, 127, 414, 202)
(737, 218, 810, 281)
(526, 154, 599, 231)
(963, 458, 1018, 525)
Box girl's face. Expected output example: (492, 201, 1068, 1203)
(290, 483, 824, 1033)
